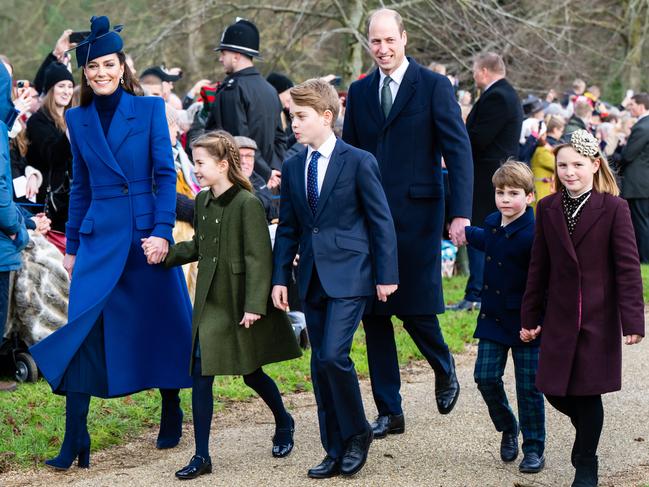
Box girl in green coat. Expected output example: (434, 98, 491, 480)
(157, 131, 302, 480)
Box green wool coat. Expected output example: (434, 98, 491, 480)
(165, 185, 301, 375)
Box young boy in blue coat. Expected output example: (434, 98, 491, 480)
(460, 161, 545, 473)
(272, 79, 398, 479)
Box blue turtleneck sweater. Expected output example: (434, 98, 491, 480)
(94, 86, 123, 136)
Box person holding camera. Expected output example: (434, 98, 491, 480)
(26, 63, 74, 235)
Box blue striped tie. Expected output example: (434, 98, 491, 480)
(307, 151, 321, 215)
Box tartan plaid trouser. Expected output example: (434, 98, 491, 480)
(474, 339, 545, 455)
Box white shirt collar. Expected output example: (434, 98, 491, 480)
(483, 77, 503, 93)
(638, 112, 649, 121)
(379, 57, 409, 87)
(307, 132, 337, 160)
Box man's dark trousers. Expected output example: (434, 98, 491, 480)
(364, 314, 453, 416)
(303, 269, 369, 459)
(628, 198, 649, 263)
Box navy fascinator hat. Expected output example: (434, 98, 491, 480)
(72, 16, 124, 68)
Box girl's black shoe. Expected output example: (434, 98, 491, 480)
(175, 455, 212, 480)
(272, 414, 295, 458)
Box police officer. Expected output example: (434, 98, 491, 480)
(206, 18, 285, 181)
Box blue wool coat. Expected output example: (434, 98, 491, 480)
(343, 58, 473, 315)
(465, 207, 538, 347)
(31, 92, 192, 396)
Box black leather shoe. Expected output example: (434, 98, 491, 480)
(500, 431, 519, 462)
(371, 414, 405, 439)
(435, 357, 460, 415)
(446, 299, 480, 311)
(340, 427, 373, 476)
(307, 456, 341, 479)
(272, 414, 295, 458)
(519, 452, 545, 473)
(175, 455, 212, 480)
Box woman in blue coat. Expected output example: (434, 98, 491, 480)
(30, 16, 193, 470)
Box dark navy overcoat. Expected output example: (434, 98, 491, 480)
(343, 58, 473, 315)
(31, 92, 192, 396)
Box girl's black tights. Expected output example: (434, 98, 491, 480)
(545, 394, 603, 459)
(192, 360, 290, 459)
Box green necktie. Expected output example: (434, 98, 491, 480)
(381, 76, 393, 117)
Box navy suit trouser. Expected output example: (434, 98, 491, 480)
(364, 314, 453, 416)
(303, 269, 369, 460)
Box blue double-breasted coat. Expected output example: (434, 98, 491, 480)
(31, 92, 192, 397)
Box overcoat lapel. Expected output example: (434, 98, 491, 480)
(547, 195, 578, 263)
(571, 191, 606, 248)
(384, 61, 418, 128)
(80, 99, 125, 178)
(314, 141, 345, 219)
(364, 69, 384, 127)
(106, 92, 136, 158)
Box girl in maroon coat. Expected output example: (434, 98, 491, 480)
(520, 129, 644, 487)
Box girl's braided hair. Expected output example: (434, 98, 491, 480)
(192, 130, 253, 192)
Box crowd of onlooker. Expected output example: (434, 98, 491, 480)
(1, 28, 648, 388)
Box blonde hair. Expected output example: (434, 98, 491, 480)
(545, 114, 565, 134)
(492, 160, 535, 195)
(473, 52, 506, 76)
(290, 78, 339, 128)
(42, 86, 71, 133)
(553, 144, 619, 196)
(192, 131, 253, 192)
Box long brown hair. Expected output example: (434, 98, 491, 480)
(192, 131, 253, 192)
(42, 86, 72, 133)
(80, 51, 141, 106)
(553, 144, 619, 196)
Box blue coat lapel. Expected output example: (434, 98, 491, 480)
(294, 147, 312, 220)
(79, 99, 125, 178)
(106, 92, 136, 159)
(364, 70, 384, 127)
(315, 139, 345, 220)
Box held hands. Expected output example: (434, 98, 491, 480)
(625, 334, 643, 345)
(32, 214, 51, 235)
(272, 285, 289, 311)
(63, 254, 76, 279)
(449, 217, 470, 247)
(377, 284, 398, 302)
(141, 236, 169, 265)
(240, 312, 261, 328)
(520, 326, 542, 342)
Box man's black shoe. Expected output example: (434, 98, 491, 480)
(340, 427, 373, 476)
(175, 455, 212, 480)
(307, 456, 341, 479)
(371, 414, 405, 439)
(435, 357, 460, 414)
(519, 452, 545, 473)
(446, 299, 480, 311)
(500, 430, 519, 462)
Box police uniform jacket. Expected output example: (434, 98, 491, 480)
(165, 185, 301, 375)
(205, 67, 286, 180)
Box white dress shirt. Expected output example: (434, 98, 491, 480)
(305, 132, 337, 196)
(378, 58, 410, 106)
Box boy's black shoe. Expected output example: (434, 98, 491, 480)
(307, 456, 341, 479)
(371, 414, 405, 439)
(175, 455, 212, 480)
(500, 430, 519, 462)
(340, 427, 373, 476)
(519, 452, 545, 473)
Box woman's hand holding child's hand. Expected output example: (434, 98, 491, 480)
(141, 236, 169, 264)
(240, 312, 261, 328)
(625, 334, 643, 345)
(520, 326, 542, 342)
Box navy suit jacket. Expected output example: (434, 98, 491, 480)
(465, 207, 537, 347)
(272, 138, 398, 299)
(343, 58, 473, 315)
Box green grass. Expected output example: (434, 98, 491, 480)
(2, 266, 646, 471)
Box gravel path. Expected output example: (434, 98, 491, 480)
(2, 340, 648, 487)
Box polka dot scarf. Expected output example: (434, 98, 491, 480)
(561, 187, 592, 235)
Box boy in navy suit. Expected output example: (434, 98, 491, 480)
(460, 161, 545, 474)
(272, 79, 398, 479)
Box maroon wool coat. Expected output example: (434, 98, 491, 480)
(521, 190, 644, 396)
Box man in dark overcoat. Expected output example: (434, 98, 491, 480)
(619, 92, 649, 263)
(342, 8, 473, 439)
(453, 52, 523, 310)
(206, 18, 286, 181)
